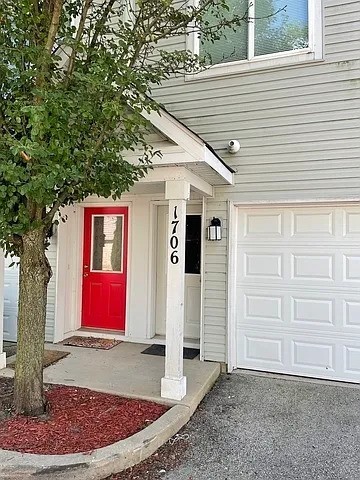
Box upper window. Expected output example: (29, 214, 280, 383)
(189, 0, 322, 79)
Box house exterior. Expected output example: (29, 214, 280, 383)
(1, 0, 360, 398)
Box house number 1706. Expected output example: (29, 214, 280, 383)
(170, 205, 179, 265)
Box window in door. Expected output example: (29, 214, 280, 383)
(91, 215, 124, 272)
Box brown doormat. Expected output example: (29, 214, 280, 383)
(62, 336, 122, 350)
(7, 350, 69, 370)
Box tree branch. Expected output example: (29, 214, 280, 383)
(89, 0, 117, 49)
(65, 0, 93, 82)
(45, 0, 64, 54)
(20, 151, 31, 163)
(44, 197, 66, 226)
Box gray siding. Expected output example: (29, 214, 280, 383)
(153, 0, 360, 362)
(203, 200, 228, 362)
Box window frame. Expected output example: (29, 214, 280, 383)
(186, 0, 323, 80)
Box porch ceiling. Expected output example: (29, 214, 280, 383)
(135, 165, 213, 197)
(127, 180, 206, 199)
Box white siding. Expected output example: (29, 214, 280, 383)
(45, 238, 57, 342)
(3, 238, 57, 343)
(153, 0, 360, 362)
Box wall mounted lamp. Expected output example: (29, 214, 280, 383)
(207, 217, 222, 241)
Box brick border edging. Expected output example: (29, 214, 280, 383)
(0, 404, 191, 480)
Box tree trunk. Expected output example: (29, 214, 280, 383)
(13, 228, 52, 416)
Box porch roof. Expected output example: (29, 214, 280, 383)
(132, 108, 234, 187)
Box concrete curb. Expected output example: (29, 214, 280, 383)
(0, 404, 191, 480)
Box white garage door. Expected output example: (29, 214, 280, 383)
(236, 205, 360, 383)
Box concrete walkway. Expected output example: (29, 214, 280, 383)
(164, 371, 360, 480)
(48, 342, 219, 410)
(2, 342, 220, 410)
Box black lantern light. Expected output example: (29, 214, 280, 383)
(207, 217, 222, 241)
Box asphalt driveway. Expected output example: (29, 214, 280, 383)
(163, 372, 360, 480)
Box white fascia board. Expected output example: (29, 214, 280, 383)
(139, 166, 187, 183)
(205, 148, 234, 185)
(125, 148, 190, 166)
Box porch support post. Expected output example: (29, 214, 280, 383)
(161, 180, 190, 401)
(0, 251, 6, 369)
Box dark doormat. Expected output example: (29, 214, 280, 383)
(7, 350, 69, 370)
(62, 336, 122, 350)
(141, 344, 200, 360)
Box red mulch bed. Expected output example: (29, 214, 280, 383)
(0, 385, 168, 455)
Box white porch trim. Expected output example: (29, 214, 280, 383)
(141, 108, 234, 186)
(161, 180, 189, 401)
(139, 166, 213, 197)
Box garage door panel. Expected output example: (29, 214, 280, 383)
(238, 288, 343, 331)
(292, 339, 335, 373)
(291, 253, 334, 281)
(238, 248, 357, 287)
(239, 207, 360, 245)
(244, 294, 283, 322)
(344, 345, 360, 375)
(244, 252, 283, 279)
(291, 210, 335, 238)
(239, 207, 342, 240)
(238, 250, 287, 283)
(243, 211, 284, 238)
(241, 333, 285, 366)
(344, 299, 360, 328)
(291, 296, 335, 326)
(343, 210, 360, 238)
(236, 205, 360, 383)
(237, 329, 360, 382)
(344, 254, 360, 282)
(239, 207, 341, 239)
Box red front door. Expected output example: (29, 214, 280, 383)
(81, 207, 128, 331)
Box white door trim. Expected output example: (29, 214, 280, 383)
(200, 197, 206, 361)
(227, 201, 238, 372)
(147, 201, 158, 339)
(54, 200, 134, 340)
